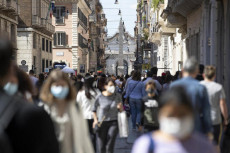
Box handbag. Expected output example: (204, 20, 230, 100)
(118, 111, 129, 138)
(93, 96, 116, 133)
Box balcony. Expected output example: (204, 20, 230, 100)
(165, 13, 186, 28)
(169, 0, 203, 17)
(160, 25, 176, 35)
(32, 15, 41, 28)
(46, 22, 55, 34)
(150, 32, 161, 45)
(0, 0, 7, 9)
(40, 18, 55, 34)
(6, 0, 17, 12)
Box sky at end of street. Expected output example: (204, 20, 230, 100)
(100, 0, 137, 37)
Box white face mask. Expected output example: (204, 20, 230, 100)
(4, 82, 18, 96)
(159, 116, 194, 139)
(107, 86, 115, 94)
(51, 85, 69, 100)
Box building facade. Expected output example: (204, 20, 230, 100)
(17, 0, 54, 75)
(105, 20, 136, 75)
(52, 0, 91, 75)
(140, 0, 230, 109)
(0, 0, 20, 50)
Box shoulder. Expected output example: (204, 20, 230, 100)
(132, 134, 151, 153)
(190, 133, 216, 152)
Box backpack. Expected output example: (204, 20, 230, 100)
(0, 93, 20, 153)
(143, 98, 159, 128)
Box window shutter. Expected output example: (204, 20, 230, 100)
(61, 32, 66, 46)
(65, 34, 68, 46)
(53, 33, 57, 46)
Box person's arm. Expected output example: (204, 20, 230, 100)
(141, 82, 147, 97)
(202, 87, 213, 137)
(124, 82, 131, 99)
(117, 94, 123, 112)
(220, 99, 229, 125)
(92, 97, 99, 128)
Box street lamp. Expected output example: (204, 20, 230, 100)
(115, 0, 119, 4)
(118, 9, 121, 15)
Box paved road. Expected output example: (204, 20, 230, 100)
(114, 118, 143, 153)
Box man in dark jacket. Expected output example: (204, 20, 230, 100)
(0, 38, 59, 153)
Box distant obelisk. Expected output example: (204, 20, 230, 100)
(117, 18, 124, 76)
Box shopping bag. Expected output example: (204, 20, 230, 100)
(118, 111, 129, 138)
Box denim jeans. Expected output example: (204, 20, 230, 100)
(129, 98, 142, 129)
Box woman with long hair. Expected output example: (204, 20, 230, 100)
(39, 70, 94, 153)
(125, 71, 146, 131)
(92, 78, 123, 153)
(77, 77, 101, 151)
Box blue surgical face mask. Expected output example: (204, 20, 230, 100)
(51, 85, 69, 100)
(4, 82, 18, 96)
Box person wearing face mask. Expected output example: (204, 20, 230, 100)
(132, 86, 217, 153)
(39, 70, 94, 153)
(92, 78, 123, 153)
(142, 81, 159, 132)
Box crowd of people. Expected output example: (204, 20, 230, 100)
(0, 38, 230, 153)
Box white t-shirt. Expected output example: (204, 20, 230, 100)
(200, 81, 226, 125)
(76, 89, 101, 119)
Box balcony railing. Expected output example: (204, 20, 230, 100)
(32, 15, 41, 27)
(0, 0, 7, 9)
(6, 0, 17, 12)
(46, 22, 55, 34)
(56, 17, 64, 25)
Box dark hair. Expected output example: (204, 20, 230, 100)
(29, 70, 35, 75)
(199, 64, 205, 74)
(75, 81, 83, 93)
(38, 73, 45, 83)
(16, 67, 33, 95)
(0, 39, 14, 78)
(85, 73, 91, 78)
(165, 75, 172, 83)
(125, 74, 129, 80)
(147, 71, 153, 77)
(77, 75, 83, 80)
(84, 77, 96, 99)
(159, 86, 193, 112)
(151, 67, 158, 75)
(132, 71, 141, 81)
(104, 77, 115, 86)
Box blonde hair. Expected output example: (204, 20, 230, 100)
(145, 80, 156, 89)
(40, 70, 76, 104)
(204, 66, 216, 80)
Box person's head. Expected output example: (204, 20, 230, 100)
(165, 75, 173, 84)
(104, 78, 116, 94)
(3, 64, 19, 96)
(199, 64, 204, 75)
(159, 86, 194, 140)
(39, 73, 45, 82)
(117, 75, 120, 80)
(16, 67, 33, 96)
(85, 73, 91, 78)
(204, 66, 216, 81)
(120, 77, 124, 82)
(84, 77, 96, 99)
(40, 70, 76, 104)
(151, 67, 158, 76)
(125, 74, 129, 80)
(145, 81, 156, 96)
(77, 75, 83, 81)
(147, 71, 153, 78)
(132, 71, 141, 81)
(183, 57, 199, 78)
(29, 70, 35, 76)
(0, 38, 15, 88)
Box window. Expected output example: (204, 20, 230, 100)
(50, 61, 52, 67)
(50, 41, 52, 53)
(33, 33, 36, 49)
(42, 38, 45, 51)
(42, 59, 45, 72)
(33, 56, 36, 70)
(53, 6, 65, 24)
(46, 39, 48, 52)
(11, 24, 16, 43)
(78, 8, 87, 27)
(46, 60, 48, 68)
(53, 32, 66, 46)
(78, 33, 88, 48)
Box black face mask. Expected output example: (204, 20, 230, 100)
(146, 89, 155, 94)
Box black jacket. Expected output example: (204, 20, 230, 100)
(3, 92, 59, 153)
